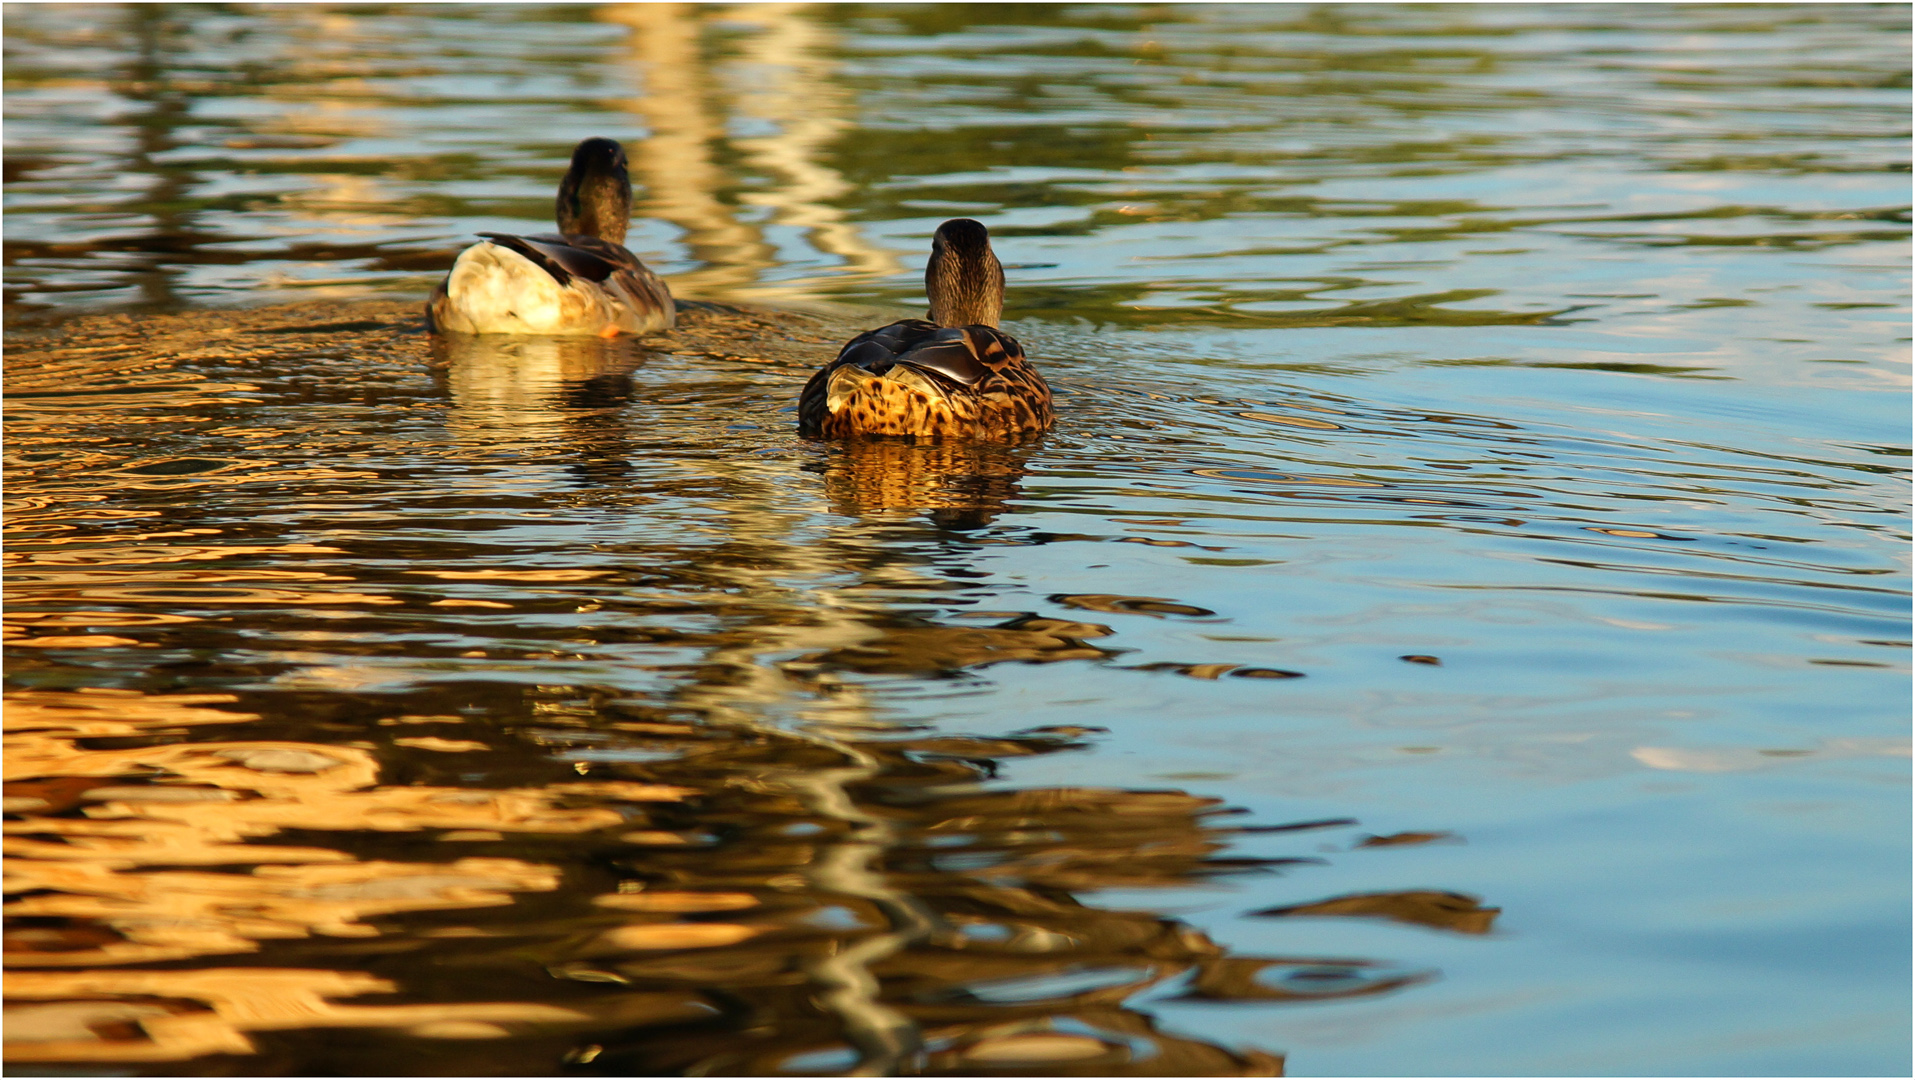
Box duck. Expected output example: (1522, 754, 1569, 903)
(427, 137, 674, 338)
(798, 218, 1051, 439)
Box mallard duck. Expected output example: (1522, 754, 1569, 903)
(798, 219, 1051, 439)
(427, 137, 673, 337)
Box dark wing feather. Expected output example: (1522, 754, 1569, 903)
(833, 319, 938, 364)
(827, 320, 990, 385)
(837, 337, 900, 370)
(530, 233, 646, 278)
(535, 234, 672, 319)
(476, 231, 663, 285)
(474, 233, 575, 287)
(488, 232, 633, 284)
(891, 328, 991, 386)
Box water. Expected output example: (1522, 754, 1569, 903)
(4, 4, 1909, 1075)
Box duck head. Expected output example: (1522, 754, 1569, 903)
(555, 137, 632, 245)
(925, 218, 1004, 328)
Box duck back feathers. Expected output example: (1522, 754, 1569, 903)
(798, 319, 1050, 439)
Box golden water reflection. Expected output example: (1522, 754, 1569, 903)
(4, 304, 1482, 1074)
(3, 677, 1458, 1073)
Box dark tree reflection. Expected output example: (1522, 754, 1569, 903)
(526, 716, 1435, 1077)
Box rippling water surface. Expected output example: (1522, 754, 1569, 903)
(4, 4, 1909, 1076)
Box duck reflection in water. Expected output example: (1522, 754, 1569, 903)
(813, 437, 1036, 530)
(430, 333, 647, 484)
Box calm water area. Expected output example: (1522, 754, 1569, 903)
(3, 4, 1910, 1075)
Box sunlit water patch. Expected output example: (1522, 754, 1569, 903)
(5, 4, 1909, 1076)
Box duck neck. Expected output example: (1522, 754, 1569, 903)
(556, 141, 632, 245)
(926, 246, 1004, 328)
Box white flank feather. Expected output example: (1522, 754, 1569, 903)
(439, 242, 570, 334)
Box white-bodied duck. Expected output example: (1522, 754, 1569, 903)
(428, 137, 673, 337)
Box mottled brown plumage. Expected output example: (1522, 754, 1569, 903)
(798, 219, 1051, 440)
(428, 138, 673, 337)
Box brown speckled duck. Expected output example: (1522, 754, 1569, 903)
(798, 219, 1051, 439)
(428, 137, 673, 338)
